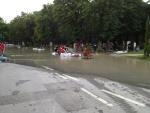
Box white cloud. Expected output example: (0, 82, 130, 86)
(0, 0, 54, 22)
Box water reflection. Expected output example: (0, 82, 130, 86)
(6, 48, 150, 88)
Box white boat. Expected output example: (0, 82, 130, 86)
(52, 52, 57, 56)
(71, 53, 82, 57)
(113, 50, 128, 54)
(60, 53, 72, 57)
(33, 48, 45, 52)
(52, 46, 81, 57)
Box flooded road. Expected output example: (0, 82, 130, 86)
(1, 63, 150, 113)
(6, 48, 150, 88)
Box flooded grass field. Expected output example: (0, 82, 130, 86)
(6, 48, 150, 88)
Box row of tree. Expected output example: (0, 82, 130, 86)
(0, 18, 8, 41)
(0, 0, 150, 47)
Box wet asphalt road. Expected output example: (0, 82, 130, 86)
(0, 63, 150, 113)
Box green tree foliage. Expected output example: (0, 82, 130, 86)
(53, 0, 90, 43)
(0, 17, 8, 41)
(89, 0, 122, 41)
(34, 4, 58, 45)
(9, 12, 36, 45)
(144, 16, 150, 57)
(6, 0, 150, 46)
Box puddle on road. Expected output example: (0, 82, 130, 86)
(6, 48, 150, 88)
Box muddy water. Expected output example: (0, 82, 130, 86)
(6, 48, 150, 88)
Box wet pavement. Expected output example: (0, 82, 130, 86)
(0, 63, 150, 113)
(6, 48, 150, 88)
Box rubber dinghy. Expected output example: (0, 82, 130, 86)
(33, 48, 45, 52)
(52, 46, 82, 57)
(60, 53, 82, 57)
(52, 52, 82, 57)
(113, 50, 128, 54)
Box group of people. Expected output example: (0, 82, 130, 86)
(54, 45, 69, 55)
(54, 43, 92, 59)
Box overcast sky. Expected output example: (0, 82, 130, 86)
(0, 0, 54, 23)
(0, 0, 148, 23)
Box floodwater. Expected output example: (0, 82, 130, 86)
(6, 48, 150, 88)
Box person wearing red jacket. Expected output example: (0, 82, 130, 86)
(58, 45, 66, 55)
(0, 43, 5, 54)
